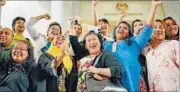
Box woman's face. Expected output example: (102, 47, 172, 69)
(12, 41, 28, 63)
(85, 34, 101, 55)
(52, 35, 67, 49)
(164, 19, 178, 37)
(152, 21, 166, 41)
(133, 21, 144, 36)
(73, 24, 82, 37)
(48, 25, 61, 40)
(99, 21, 109, 35)
(116, 23, 129, 41)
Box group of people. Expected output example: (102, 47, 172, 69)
(0, 0, 179, 92)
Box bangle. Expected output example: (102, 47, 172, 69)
(151, 9, 157, 13)
(98, 68, 101, 74)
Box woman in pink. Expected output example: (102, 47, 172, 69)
(146, 20, 179, 91)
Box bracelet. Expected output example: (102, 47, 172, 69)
(98, 68, 101, 75)
(151, 9, 157, 13)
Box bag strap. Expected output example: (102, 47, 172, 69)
(0, 71, 13, 86)
(93, 51, 104, 67)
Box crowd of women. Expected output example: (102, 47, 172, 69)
(0, 0, 179, 92)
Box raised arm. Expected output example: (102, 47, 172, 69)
(147, 0, 162, 26)
(92, 0, 98, 26)
(135, 0, 162, 50)
(117, 12, 127, 25)
(68, 32, 88, 60)
(26, 13, 51, 40)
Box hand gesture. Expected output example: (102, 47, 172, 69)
(68, 16, 74, 28)
(74, 15, 81, 23)
(152, 0, 162, 7)
(39, 13, 51, 20)
(119, 11, 127, 22)
(120, 11, 127, 18)
(66, 28, 76, 36)
(92, 0, 98, 7)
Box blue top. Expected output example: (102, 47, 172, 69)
(104, 25, 153, 91)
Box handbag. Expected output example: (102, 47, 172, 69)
(85, 52, 127, 92)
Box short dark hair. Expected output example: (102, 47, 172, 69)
(13, 40, 34, 59)
(12, 40, 34, 74)
(98, 18, 109, 25)
(12, 16, 26, 32)
(163, 16, 177, 25)
(1, 27, 14, 38)
(47, 22, 62, 35)
(83, 30, 103, 50)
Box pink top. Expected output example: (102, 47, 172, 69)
(146, 40, 179, 91)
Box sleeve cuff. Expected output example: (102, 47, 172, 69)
(145, 24, 153, 28)
(69, 35, 79, 42)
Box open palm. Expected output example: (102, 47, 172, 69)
(92, 0, 98, 6)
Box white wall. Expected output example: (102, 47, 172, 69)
(1, 1, 81, 34)
(162, 1, 180, 25)
(1, 1, 51, 41)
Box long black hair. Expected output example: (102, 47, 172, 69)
(113, 21, 133, 45)
(163, 17, 179, 40)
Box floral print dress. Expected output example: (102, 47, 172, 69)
(146, 40, 179, 91)
(77, 56, 95, 92)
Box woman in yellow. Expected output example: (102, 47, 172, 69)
(36, 34, 73, 92)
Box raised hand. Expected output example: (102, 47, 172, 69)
(74, 15, 81, 22)
(40, 13, 51, 20)
(66, 28, 76, 36)
(120, 11, 127, 18)
(118, 11, 127, 23)
(152, 0, 162, 7)
(35, 13, 51, 20)
(68, 16, 74, 27)
(92, 0, 98, 7)
(147, 0, 162, 26)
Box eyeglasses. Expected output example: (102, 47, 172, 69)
(12, 46, 28, 51)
